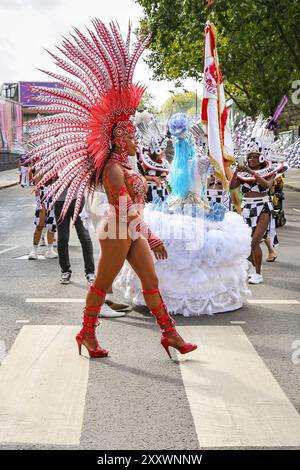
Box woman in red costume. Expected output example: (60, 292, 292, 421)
(77, 120, 197, 359)
(26, 20, 197, 360)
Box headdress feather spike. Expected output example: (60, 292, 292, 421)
(25, 19, 151, 222)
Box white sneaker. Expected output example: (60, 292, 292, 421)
(60, 271, 72, 284)
(86, 273, 96, 286)
(39, 237, 46, 247)
(45, 247, 58, 259)
(100, 303, 127, 318)
(28, 248, 38, 260)
(105, 293, 131, 311)
(247, 262, 256, 278)
(248, 273, 263, 284)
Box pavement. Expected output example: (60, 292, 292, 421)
(284, 168, 300, 191)
(0, 168, 20, 190)
(1, 167, 300, 191)
(0, 185, 299, 450)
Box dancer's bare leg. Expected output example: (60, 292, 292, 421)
(126, 238, 185, 348)
(84, 237, 132, 349)
(251, 212, 270, 274)
(33, 208, 46, 245)
(47, 230, 55, 245)
(264, 234, 277, 260)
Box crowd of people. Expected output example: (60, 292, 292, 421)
(21, 18, 289, 360)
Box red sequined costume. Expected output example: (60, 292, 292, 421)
(103, 154, 162, 250)
(24, 19, 197, 360)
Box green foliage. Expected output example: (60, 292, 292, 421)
(160, 91, 201, 119)
(138, 91, 159, 114)
(136, 0, 300, 118)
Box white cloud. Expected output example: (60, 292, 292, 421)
(0, 0, 200, 107)
(0, 0, 62, 10)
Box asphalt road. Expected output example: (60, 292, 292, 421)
(0, 185, 299, 450)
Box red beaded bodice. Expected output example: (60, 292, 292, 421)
(103, 153, 148, 206)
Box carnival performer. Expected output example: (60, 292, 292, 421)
(19, 151, 30, 187)
(114, 113, 251, 316)
(25, 20, 197, 360)
(230, 133, 288, 284)
(136, 115, 170, 202)
(206, 175, 233, 211)
(24, 131, 58, 260)
(28, 168, 58, 260)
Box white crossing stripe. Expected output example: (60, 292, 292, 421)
(248, 300, 299, 305)
(230, 321, 246, 325)
(177, 326, 300, 447)
(0, 340, 7, 365)
(0, 246, 18, 255)
(15, 255, 46, 260)
(0, 326, 89, 445)
(26, 298, 85, 303)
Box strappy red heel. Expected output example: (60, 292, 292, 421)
(143, 289, 197, 359)
(76, 285, 108, 358)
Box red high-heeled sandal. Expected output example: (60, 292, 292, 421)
(76, 285, 109, 358)
(143, 289, 197, 359)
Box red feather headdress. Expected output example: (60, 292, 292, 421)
(25, 19, 151, 221)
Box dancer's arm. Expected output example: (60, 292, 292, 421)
(252, 172, 275, 190)
(104, 164, 166, 253)
(236, 165, 275, 190)
(229, 168, 242, 190)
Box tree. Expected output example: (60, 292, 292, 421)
(138, 91, 159, 114)
(160, 91, 201, 119)
(136, 0, 300, 118)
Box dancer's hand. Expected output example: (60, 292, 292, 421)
(153, 243, 168, 260)
(237, 165, 254, 174)
(152, 177, 162, 186)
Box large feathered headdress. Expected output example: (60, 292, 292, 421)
(136, 113, 168, 155)
(25, 20, 151, 221)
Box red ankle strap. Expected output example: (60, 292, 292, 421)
(151, 302, 166, 316)
(90, 285, 106, 297)
(85, 306, 101, 312)
(143, 289, 160, 295)
(156, 314, 173, 325)
(83, 315, 99, 324)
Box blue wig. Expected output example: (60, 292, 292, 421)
(170, 136, 195, 198)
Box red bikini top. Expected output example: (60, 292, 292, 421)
(103, 159, 148, 207)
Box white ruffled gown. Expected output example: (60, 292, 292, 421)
(98, 156, 252, 316)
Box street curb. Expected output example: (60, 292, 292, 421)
(285, 184, 300, 192)
(1, 181, 300, 192)
(0, 182, 19, 190)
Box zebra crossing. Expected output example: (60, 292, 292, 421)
(0, 322, 300, 448)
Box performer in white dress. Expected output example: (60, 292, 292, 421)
(114, 113, 252, 316)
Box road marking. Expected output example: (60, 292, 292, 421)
(0, 341, 7, 365)
(14, 255, 46, 260)
(230, 321, 246, 325)
(293, 208, 300, 213)
(15, 320, 30, 324)
(0, 325, 89, 445)
(26, 298, 85, 303)
(248, 300, 300, 305)
(177, 326, 300, 447)
(0, 246, 18, 255)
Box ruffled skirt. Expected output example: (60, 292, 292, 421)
(113, 206, 252, 316)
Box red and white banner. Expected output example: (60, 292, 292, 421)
(201, 21, 234, 188)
